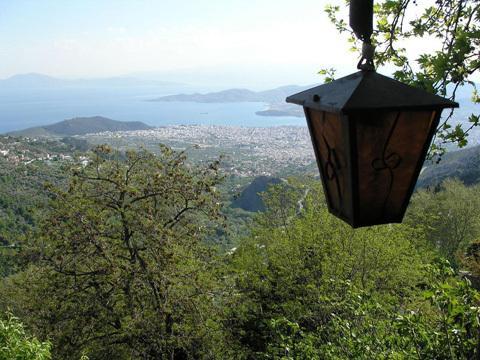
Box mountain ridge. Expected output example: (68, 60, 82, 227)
(149, 85, 310, 103)
(418, 144, 480, 188)
(0, 73, 181, 88)
(149, 85, 311, 117)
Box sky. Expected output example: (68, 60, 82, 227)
(0, 0, 457, 89)
(0, 0, 360, 87)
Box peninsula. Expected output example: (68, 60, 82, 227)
(149, 85, 310, 118)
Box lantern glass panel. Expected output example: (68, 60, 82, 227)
(352, 109, 437, 225)
(306, 109, 353, 221)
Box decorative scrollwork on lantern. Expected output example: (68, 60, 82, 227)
(371, 113, 403, 216)
(322, 134, 343, 205)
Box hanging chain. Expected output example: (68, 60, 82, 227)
(349, 0, 376, 71)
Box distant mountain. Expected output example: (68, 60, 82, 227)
(231, 176, 282, 212)
(149, 81, 479, 120)
(150, 85, 309, 103)
(8, 116, 153, 137)
(0, 73, 180, 89)
(418, 145, 480, 188)
(149, 85, 311, 117)
(149, 85, 309, 117)
(0, 73, 65, 88)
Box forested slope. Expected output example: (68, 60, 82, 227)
(419, 144, 480, 188)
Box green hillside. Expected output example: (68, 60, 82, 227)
(418, 145, 480, 188)
(1, 138, 480, 358)
(231, 176, 282, 212)
(8, 116, 152, 137)
(0, 136, 75, 252)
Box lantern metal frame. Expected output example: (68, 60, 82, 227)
(286, 70, 458, 228)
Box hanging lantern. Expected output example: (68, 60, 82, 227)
(286, 0, 458, 228)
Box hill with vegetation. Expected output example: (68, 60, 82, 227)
(8, 116, 152, 138)
(149, 85, 308, 103)
(149, 85, 308, 117)
(418, 144, 480, 188)
(1, 139, 480, 358)
(0, 136, 77, 266)
(231, 176, 282, 212)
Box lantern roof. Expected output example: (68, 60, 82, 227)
(286, 71, 458, 114)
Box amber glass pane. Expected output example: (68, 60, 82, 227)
(307, 109, 352, 221)
(353, 110, 436, 225)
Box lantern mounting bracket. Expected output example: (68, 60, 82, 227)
(357, 42, 375, 71)
(350, 0, 375, 71)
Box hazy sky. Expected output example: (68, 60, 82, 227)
(0, 0, 451, 88)
(0, 0, 360, 84)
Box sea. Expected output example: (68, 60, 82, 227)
(0, 85, 305, 133)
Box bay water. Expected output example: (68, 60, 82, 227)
(0, 85, 305, 133)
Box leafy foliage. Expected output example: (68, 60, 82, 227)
(319, 260, 480, 359)
(1, 145, 228, 359)
(0, 312, 51, 360)
(406, 179, 480, 266)
(223, 181, 429, 357)
(324, 0, 480, 154)
(1, 142, 480, 358)
(0, 137, 76, 277)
